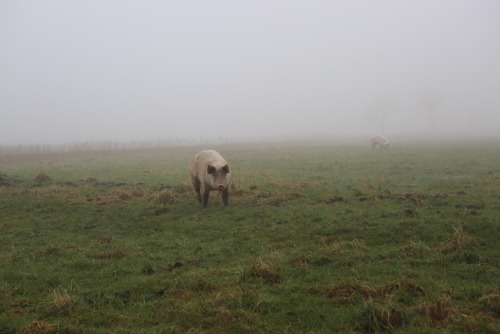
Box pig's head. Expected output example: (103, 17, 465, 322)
(207, 163, 231, 191)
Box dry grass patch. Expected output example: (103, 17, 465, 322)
(98, 234, 117, 244)
(403, 227, 475, 257)
(113, 187, 148, 200)
(81, 177, 98, 184)
(151, 190, 175, 207)
(256, 191, 302, 206)
(418, 294, 453, 324)
(436, 225, 474, 254)
(206, 282, 261, 312)
(256, 192, 288, 206)
(45, 288, 73, 315)
(40, 245, 62, 257)
(315, 236, 365, 249)
(319, 278, 424, 305)
(363, 299, 404, 332)
(338, 238, 366, 251)
(377, 190, 431, 207)
(246, 258, 283, 285)
(25, 186, 64, 198)
(65, 190, 86, 202)
(171, 183, 192, 195)
(21, 320, 55, 334)
(293, 238, 367, 267)
(97, 248, 126, 260)
(267, 181, 315, 190)
(87, 187, 151, 204)
(288, 182, 314, 190)
(479, 292, 500, 317)
(400, 239, 430, 257)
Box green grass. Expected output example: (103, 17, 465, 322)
(0, 140, 499, 333)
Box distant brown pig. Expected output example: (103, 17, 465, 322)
(189, 150, 232, 208)
(370, 135, 390, 149)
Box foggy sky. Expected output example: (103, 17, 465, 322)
(1, 1, 499, 145)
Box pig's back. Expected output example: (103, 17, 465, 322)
(189, 150, 226, 177)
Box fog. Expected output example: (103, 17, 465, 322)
(1, 1, 499, 145)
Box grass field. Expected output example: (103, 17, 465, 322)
(0, 139, 499, 333)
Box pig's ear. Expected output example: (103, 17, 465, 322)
(221, 164, 230, 174)
(207, 165, 216, 174)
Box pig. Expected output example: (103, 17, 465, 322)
(189, 150, 232, 208)
(370, 135, 390, 149)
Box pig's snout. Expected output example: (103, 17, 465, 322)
(217, 185, 225, 191)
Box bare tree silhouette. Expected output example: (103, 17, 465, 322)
(417, 90, 442, 134)
(366, 98, 396, 133)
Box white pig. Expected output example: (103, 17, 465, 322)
(370, 135, 390, 149)
(189, 150, 232, 208)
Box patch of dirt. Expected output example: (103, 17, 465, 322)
(0, 172, 11, 186)
(81, 177, 98, 184)
(326, 196, 344, 204)
(230, 188, 247, 196)
(275, 220, 289, 225)
(256, 192, 302, 206)
(256, 192, 287, 206)
(404, 208, 419, 217)
(168, 261, 183, 271)
(155, 207, 168, 215)
(34, 173, 51, 183)
(97, 249, 126, 260)
(378, 191, 429, 205)
(11, 299, 29, 314)
(455, 203, 484, 216)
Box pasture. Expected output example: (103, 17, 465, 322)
(0, 139, 499, 333)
